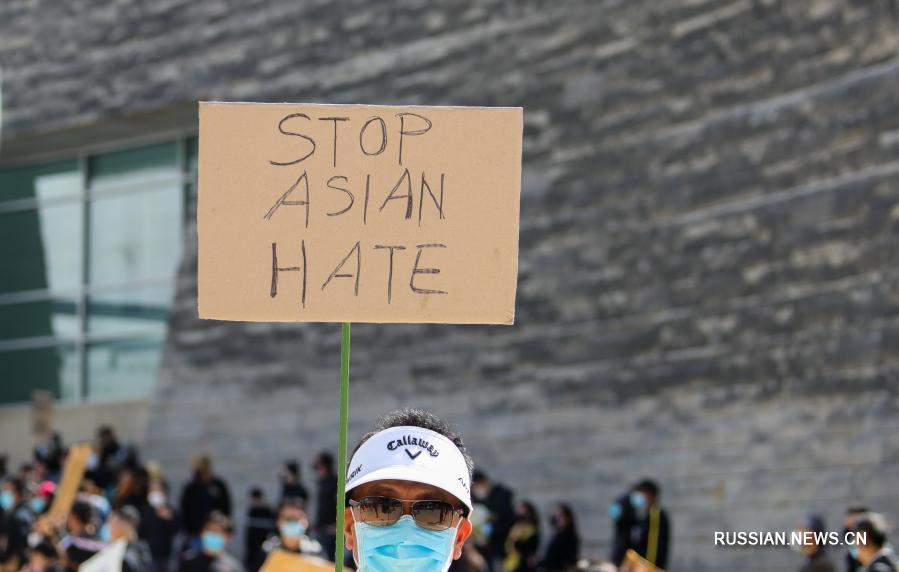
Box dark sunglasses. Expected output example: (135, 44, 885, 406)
(348, 496, 465, 531)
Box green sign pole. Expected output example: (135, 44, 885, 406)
(334, 322, 351, 571)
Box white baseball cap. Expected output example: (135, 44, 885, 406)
(345, 425, 473, 512)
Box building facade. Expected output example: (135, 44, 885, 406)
(2, 1, 899, 570)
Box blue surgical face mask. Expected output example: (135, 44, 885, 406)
(630, 492, 647, 511)
(0, 491, 15, 511)
(354, 515, 457, 572)
(848, 546, 859, 560)
(202, 532, 227, 555)
(281, 519, 306, 539)
(29, 497, 46, 514)
(608, 502, 622, 521)
(100, 524, 111, 543)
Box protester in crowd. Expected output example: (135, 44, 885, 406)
(608, 487, 638, 566)
(180, 456, 232, 543)
(30, 481, 54, 516)
(22, 537, 64, 572)
(114, 465, 151, 511)
(503, 501, 540, 572)
(796, 514, 836, 572)
(58, 500, 103, 571)
(630, 479, 670, 570)
(312, 451, 337, 560)
(33, 433, 65, 483)
(279, 461, 308, 505)
(0, 476, 36, 570)
(472, 469, 516, 572)
(109, 505, 154, 572)
(851, 513, 898, 572)
(846, 506, 873, 572)
(143, 479, 179, 572)
(79, 479, 112, 522)
(540, 503, 580, 571)
(253, 498, 323, 569)
(243, 487, 276, 570)
(179, 511, 244, 572)
(94, 425, 123, 490)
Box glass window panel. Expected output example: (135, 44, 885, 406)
(87, 285, 173, 335)
(0, 201, 83, 294)
(90, 142, 176, 178)
(186, 136, 198, 175)
(90, 142, 178, 194)
(88, 185, 183, 285)
(87, 337, 161, 400)
(0, 160, 80, 203)
(0, 343, 77, 404)
(0, 297, 79, 341)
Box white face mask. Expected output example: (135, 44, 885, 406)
(148, 492, 166, 507)
(28, 532, 42, 548)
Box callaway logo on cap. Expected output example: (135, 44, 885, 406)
(346, 426, 473, 511)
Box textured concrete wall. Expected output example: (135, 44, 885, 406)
(3, 1, 899, 570)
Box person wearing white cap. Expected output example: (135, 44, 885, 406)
(343, 408, 475, 572)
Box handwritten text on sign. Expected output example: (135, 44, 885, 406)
(198, 103, 522, 324)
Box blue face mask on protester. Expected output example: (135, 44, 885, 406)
(608, 502, 623, 520)
(848, 545, 860, 560)
(630, 492, 647, 511)
(100, 524, 111, 543)
(354, 515, 457, 572)
(0, 491, 14, 511)
(29, 497, 46, 514)
(202, 532, 227, 554)
(281, 519, 306, 539)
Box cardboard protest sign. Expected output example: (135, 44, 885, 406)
(259, 549, 334, 572)
(79, 539, 126, 572)
(621, 549, 665, 572)
(49, 442, 91, 520)
(198, 103, 522, 324)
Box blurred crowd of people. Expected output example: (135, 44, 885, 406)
(788, 509, 897, 572)
(450, 470, 581, 572)
(0, 427, 340, 572)
(0, 428, 584, 572)
(3, 427, 894, 572)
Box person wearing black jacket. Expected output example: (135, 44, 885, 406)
(279, 462, 308, 505)
(844, 506, 871, 572)
(503, 501, 540, 572)
(852, 513, 898, 572)
(109, 506, 154, 572)
(472, 470, 516, 572)
(608, 490, 637, 566)
(0, 477, 36, 571)
(95, 426, 123, 490)
(144, 480, 179, 572)
(796, 514, 836, 572)
(312, 452, 337, 561)
(179, 456, 232, 540)
(540, 503, 580, 572)
(33, 432, 65, 482)
(59, 501, 103, 571)
(244, 488, 275, 570)
(630, 479, 670, 570)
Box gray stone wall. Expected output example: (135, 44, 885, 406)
(3, 1, 899, 570)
